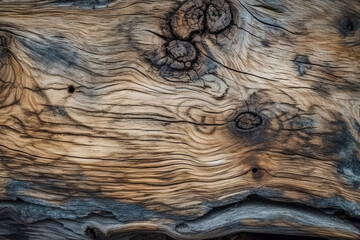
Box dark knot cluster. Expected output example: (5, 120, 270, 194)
(154, 0, 232, 72)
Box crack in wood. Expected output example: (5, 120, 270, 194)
(52, 0, 108, 9)
(1, 196, 360, 239)
(175, 199, 360, 239)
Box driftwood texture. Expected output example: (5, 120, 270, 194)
(0, 0, 360, 239)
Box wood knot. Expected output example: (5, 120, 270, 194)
(171, 0, 232, 40)
(68, 85, 75, 94)
(149, 0, 235, 82)
(167, 40, 197, 70)
(236, 112, 263, 130)
(339, 16, 359, 37)
(251, 166, 262, 179)
(171, 0, 206, 40)
(206, 0, 232, 33)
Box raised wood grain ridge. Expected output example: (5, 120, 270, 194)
(0, 0, 359, 239)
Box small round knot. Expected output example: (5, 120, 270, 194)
(167, 40, 197, 70)
(236, 112, 263, 130)
(206, 0, 232, 33)
(251, 165, 263, 179)
(339, 16, 358, 37)
(68, 85, 75, 94)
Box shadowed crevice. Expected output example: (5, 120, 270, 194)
(52, 0, 108, 9)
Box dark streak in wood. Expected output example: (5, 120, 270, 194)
(18, 36, 79, 72)
(52, 0, 108, 9)
(0, 36, 9, 59)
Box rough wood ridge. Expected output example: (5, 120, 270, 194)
(0, 0, 359, 239)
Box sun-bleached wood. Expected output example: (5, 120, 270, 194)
(0, 0, 359, 239)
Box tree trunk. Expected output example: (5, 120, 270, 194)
(0, 0, 359, 239)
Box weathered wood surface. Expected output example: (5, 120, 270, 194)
(0, 0, 359, 239)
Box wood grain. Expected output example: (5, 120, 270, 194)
(0, 0, 359, 239)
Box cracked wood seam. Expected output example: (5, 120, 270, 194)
(0, 0, 360, 239)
